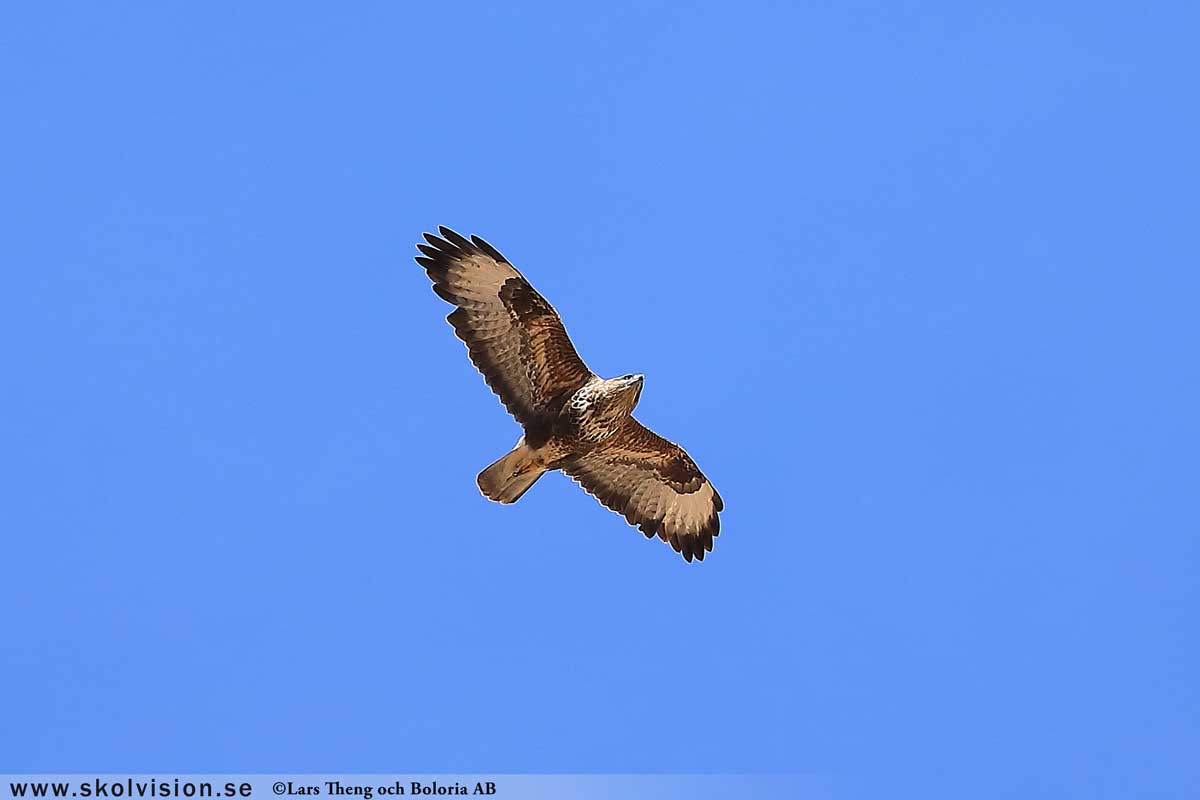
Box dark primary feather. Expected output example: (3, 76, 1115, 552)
(438, 226, 473, 250)
(470, 234, 508, 263)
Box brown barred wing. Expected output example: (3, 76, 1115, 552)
(415, 227, 594, 427)
(563, 418, 723, 562)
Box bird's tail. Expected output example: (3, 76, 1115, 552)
(477, 440, 546, 504)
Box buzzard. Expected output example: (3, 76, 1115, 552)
(415, 227, 722, 562)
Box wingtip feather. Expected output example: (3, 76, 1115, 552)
(439, 226, 473, 249)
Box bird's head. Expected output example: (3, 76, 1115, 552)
(610, 373, 644, 413)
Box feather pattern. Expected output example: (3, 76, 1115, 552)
(416, 227, 593, 428)
(563, 419, 723, 562)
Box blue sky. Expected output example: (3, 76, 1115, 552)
(1, 2, 1197, 797)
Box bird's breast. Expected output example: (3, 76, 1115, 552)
(561, 385, 626, 444)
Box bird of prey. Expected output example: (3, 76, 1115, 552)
(414, 227, 723, 562)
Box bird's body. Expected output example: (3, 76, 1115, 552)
(561, 375, 645, 445)
(478, 375, 647, 503)
(415, 227, 722, 562)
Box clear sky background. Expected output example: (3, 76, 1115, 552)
(2, 2, 1197, 798)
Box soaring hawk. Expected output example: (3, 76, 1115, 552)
(415, 227, 722, 562)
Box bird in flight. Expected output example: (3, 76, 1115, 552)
(415, 227, 722, 562)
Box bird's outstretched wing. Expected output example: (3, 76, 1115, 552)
(416, 227, 594, 428)
(563, 419, 723, 562)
